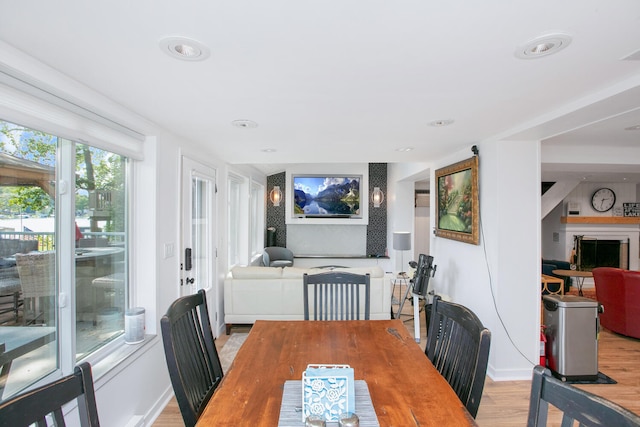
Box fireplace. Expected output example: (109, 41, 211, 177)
(575, 236, 629, 271)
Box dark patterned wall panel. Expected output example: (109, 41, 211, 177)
(266, 172, 286, 247)
(266, 165, 388, 254)
(367, 163, 387, 256)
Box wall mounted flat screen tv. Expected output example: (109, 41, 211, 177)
(292, 175, 362, 218)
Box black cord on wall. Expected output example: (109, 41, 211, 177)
(474, 145, 538, 367)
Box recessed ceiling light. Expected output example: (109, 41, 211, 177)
(515, 33, 572, 59)
(625, 124, 640, 131)
(261, 148, 276, 153)
(159, 37, 210, 61)
(396, 147, 414, 152)
(231, 119, 258, 129)
(429, 119, 454, 127)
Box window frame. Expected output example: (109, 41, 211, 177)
(0, 122, 135, 395)
(250, 179, 265, 262)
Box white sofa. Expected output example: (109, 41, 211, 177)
(224, 265, 391, 333)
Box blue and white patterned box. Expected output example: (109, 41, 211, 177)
(302, 364, 355, 422)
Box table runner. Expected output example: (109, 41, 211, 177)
(278, 380, 380, 427)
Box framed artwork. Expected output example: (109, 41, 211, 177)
(435, 156, 479, 245)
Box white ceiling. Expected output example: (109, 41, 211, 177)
(0, 0, 639, 180)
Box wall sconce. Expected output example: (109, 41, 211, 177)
(269, 186, 282, 206)
(371, 187, 384, 207)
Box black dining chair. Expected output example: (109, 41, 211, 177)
(528, 365, 640, 426)
(425, 295, 491, 419)
(161, 289, 223, 427)
(0, 362, 100, 427)
(303, 271, 370, 320)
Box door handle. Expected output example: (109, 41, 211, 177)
(185, 248, 192, 271)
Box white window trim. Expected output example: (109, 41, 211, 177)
(0, 95, 144, 391)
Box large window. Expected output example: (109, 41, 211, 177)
(227, 174, 243, 267)
(250, 180, 265, 259)
(0, 119, 129, 400)
(228, 173, 264, 267)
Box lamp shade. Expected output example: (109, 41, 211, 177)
(393, 231, 411, 251)
(371, 187, 384, 208)
(269, 186, 282, 206)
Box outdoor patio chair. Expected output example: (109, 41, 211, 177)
(425, 295, 491, 418)
(161, 289, 223, 427)
(15, 251, 55, 325)
(0, 266, 22, 322)
(0, 362, 100, 426)
(303, 271, 370, 320)
(527, 365, 640, 426)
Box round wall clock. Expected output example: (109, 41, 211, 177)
(591, 188, 616, 212)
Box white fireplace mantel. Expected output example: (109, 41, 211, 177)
(563, 221, 640, 271)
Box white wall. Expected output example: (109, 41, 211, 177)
(541, 203, 566, 260)
(428, 140, 541, 381)
(387, 163, 428, 273)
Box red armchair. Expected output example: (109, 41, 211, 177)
(592, 267, 640, 339)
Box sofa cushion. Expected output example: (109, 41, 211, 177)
(332, 266, 385, 278)
(270, 260, 293, 268)
(282, 267, 312, 279)
(543, 259, 571, 270)
(231, 266, 283, 279)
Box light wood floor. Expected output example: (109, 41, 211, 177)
(153, 304, 640, 426)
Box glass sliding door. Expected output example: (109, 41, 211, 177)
(0, 121, 58, 398)
(74, 143, 128, 359)
(0, 119, 130, 400)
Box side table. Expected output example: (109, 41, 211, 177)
(552, 269, 593, 296)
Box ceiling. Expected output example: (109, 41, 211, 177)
(0, 1, 639, 180)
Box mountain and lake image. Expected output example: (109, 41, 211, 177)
(293, 176, 360, 217)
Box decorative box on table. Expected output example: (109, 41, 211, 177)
(302, 364, 355, 422)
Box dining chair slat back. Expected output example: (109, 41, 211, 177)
(161, 289, 223, 427)
(303, 272, 370, 320)
(425, 295, 491, 419)
(527, 365, 640, 427)
(0, 362, 100, 427)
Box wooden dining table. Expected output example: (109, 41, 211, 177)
(197, 319, 478, 426)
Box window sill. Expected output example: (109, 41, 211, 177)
(89, 334, 158, 383)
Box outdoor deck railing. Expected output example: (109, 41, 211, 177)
(0, 231, 125, 252)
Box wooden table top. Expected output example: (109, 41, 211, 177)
(552, 269, 593, 278)
(0, 326, 56, 366)
(197, 319, 477, 426)
(541, 274, 564, 283)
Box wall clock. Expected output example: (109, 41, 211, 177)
(591, 188, 616, 212)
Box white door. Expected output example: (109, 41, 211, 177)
(181, 157, 218, 330)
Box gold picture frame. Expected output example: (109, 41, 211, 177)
(435, 156, 479, 245)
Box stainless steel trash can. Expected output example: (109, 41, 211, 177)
(543, 294, 599, 381)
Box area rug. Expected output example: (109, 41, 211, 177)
(561, 371, 617, 385)
(219, 333, 248, 372)
(566, 288, 597, 300)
